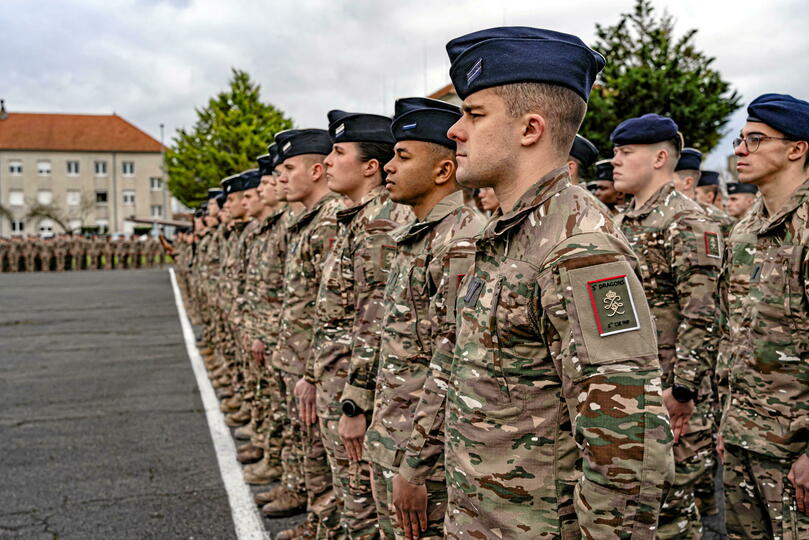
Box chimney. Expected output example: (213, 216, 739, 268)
(0, 99, 7, 120)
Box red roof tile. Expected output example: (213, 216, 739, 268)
(0, 112, 162, 153)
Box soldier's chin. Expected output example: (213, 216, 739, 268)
(456, 169, 489, 190)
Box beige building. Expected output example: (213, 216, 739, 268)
(0, 102, 169, 237)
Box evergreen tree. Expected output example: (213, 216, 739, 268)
(167, 68, 293, 206)
(580, 0, 741, 156)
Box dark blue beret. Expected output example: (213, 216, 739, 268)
(207, 188, 223, 200)
(594, 159, 613, 181)
(267, 143, 282, 169)
(697, 170, 720, 187)
(676, 147, 702, 171)
(726, 182, 758, 195)
(214, 192, 227, 209)
(256, 154, 273, 176)
(446, 26, 605, 102)
(239, 169, 261, 191)
(194, 204, 207, 218)
(391, 97, 461, 150)
(275, 129, 332, 161)
(328, 110, 394, 144)
(221, 173, 243, 195)
(747, 93, 809, 142)
(611, 114, 679, 146)
(569, 134, 599, 168)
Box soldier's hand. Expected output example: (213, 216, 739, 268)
(294, 378, 317, 425)
(716, 433, 725, 463)
(338, 414, 366, 462)
(393, 474, 428, 540)
(788, 454, 809, 515)
(251, 339, 265, 366)
(662, 388, 694, 443)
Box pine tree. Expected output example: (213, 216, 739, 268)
(580, 0, 742, 156)
(166, 68, 293, 206)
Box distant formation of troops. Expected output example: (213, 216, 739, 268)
(165, 25, 807, 540)
(0, 234, 166, 272)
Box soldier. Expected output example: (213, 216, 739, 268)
(611, 113, 722, 539)
(717, 93, 809, 539)
(296, 110, 412, 538)
(6, 236, 20, 272)
(724, 182, 758, 219)
(588, 159, 627, 215)
(566, 133, 599, 185)
(238, 150, 288, 489)
(21, 236, 35, 271)
(102, 236, 114, 270)
(396, 27, 673, 539)
(39, 236, 53, 272)
(53, 233, 67, 271)
(266, 129, 343, 530)
(366, 97, 485, 539)
(695, 166, 725, 211)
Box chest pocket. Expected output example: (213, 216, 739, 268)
(753, 245, 807, 330)
(408, 261, 430, 353)
(318, 250, 351, 322)
(634, 229, 670, 295)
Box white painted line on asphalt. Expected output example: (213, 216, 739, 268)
(169, 268, 270, 540)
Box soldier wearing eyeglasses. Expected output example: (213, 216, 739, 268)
(718, 93, 809, 539)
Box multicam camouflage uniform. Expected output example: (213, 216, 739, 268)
(719, 179, 809, 539)
(403, 168, 673, 538)
(307, 185, 412, 538)
(22, 238, 35, 271)
(270, 193, 343, 532)
(365, 191, 485, 539)
(240, 208, 290, 476)
(616, 181, 722, 539)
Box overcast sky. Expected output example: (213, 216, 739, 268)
(3, 0, 808, 172)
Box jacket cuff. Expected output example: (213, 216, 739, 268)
(340, 384, 374, 413)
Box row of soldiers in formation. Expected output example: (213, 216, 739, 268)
(0, 234, 166, 272)
(171, 26, 808, 540)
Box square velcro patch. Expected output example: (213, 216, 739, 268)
(704, 232, 721, 259)
(586, 274, 640, 337)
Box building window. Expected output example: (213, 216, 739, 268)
(39, 219, 54, 236)
(37, 190, 53, 205)
(150, 177, 163, 191)
(96, 190, 108, 204)
(11, 219, 25, 233)
(67, 160, 80, 176)
(68, 219, 82, 232)
(122, 161, 135, 176)
(37, 161, 52, 176)
(66, 190, 81, 206)
(9, 161, 22, 175)
(9, 190, 24, 206)
(95, 160, 107, 176)
(150, 205, 163, 218)
(96, 219, 109, 234)
(123, 190, 135, 205)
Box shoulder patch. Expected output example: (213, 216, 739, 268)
(704, 231, 722, 259)
(586, 274, 640, 336)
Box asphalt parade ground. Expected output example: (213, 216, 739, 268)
(0, 269, 297, 540)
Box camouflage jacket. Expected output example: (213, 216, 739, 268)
(307, 186, 413, 410)
(365, 191, 484, 474)
(404, 168, 672, 538)
(719, 177, 809, 459)
(220, 219, 255, 318)
(240, 208, 289, 348)
(271, 193, 344, 376)
(616, 182, 722, 394)
(699, 201, 736, 238)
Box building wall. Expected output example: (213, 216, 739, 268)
(0, 150, 167, 236)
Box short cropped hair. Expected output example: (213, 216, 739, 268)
(492, 82, 587, 156)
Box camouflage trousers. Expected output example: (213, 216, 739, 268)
(250, 365, 283, 467)
(657, 414, 712, 539)
(724, 444, 809, 540)
(277, 369, 337, 537)
(316, 366, 378, 540)
(370, 461, 447, 540)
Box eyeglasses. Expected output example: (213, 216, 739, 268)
(732, 134, 795, 153)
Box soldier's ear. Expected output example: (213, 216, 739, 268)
(520, 113, 546, 148)
(433, 158, 455, 186)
